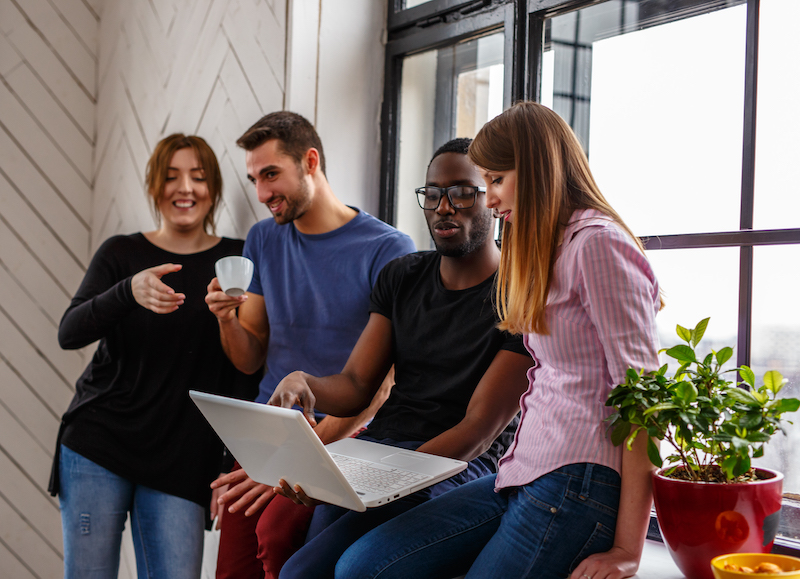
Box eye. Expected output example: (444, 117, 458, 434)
(491, 176, 503, 185)
(165, 176, 176, 181)
(194, 177, 206, 182)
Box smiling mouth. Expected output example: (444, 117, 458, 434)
(492, 209, 511, 221)
(174, 200, 196, 208)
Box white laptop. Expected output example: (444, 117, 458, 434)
(189, 391, 468, 512)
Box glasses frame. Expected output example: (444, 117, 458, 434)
(414, 185, 486, 210)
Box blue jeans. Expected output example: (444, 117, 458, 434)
(335, 463, 621, 579)
(279, 438, 494, 579)
(58, 445, 205, 579)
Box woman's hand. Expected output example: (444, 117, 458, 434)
(131, 263, 185, 313)
(570, 546, 640, 579)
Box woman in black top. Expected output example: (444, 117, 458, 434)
(50, 134, 252, 579)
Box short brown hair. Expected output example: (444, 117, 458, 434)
(236, 111, 326, 175)
(145, 134, 223, 234)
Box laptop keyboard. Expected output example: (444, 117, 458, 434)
(330, 454, 431, 495)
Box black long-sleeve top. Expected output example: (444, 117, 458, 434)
(49, 233, 259, 510)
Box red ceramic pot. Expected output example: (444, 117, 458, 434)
(652, 467, 783, 579)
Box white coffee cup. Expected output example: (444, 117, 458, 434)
(215, 256, 254, 297)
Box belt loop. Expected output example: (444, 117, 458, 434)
(579, 463, 594, 500)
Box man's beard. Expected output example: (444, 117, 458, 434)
(430, 210, 494, 258)
(272, 176, 312, 225)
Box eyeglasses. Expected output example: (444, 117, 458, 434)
(414, 185, 486, 210)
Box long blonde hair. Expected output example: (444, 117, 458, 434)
(468, 101, 649, 335)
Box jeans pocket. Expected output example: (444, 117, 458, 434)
(568, 522, 615, 573)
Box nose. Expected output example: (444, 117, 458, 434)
(256, 181, 274, 204)
(435, 193, 455, 215)
(484, 188, 499, 209)
(177, 172, 194, 193)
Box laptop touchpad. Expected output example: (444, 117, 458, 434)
(381, 451, 426, 468)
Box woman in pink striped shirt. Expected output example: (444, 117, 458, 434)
(335, 101, 662, 579)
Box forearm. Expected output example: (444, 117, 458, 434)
(218, 316, 267, 374)
(58, 278, 136, 349)
(314, 369, 394, 444)
(613, 431, 656, 562)
(416, 413, 506, 462)
(299, 372, 378, 417)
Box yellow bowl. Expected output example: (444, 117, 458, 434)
(711, 553, 800, 578)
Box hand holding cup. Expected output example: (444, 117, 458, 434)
(215, 256, 254, 297)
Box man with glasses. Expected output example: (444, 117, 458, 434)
(263, 138, 533, 578)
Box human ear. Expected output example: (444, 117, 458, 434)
(304, 148, 320, 175)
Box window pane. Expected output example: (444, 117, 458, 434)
(753, 0, 800, 229)
(542, 1, 746, 236)
(646, 247, 739, 366)
(396, 32, 504, 249)
(751, 246, 800, 497)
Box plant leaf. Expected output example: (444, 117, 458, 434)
(647, 438, 663, 468)
(763, 370, 786, 395)
(692, 318, 710, 347)
(665, 345, 696, 364)
(610, 420, 631, 447)
(771, 398, 800, 414)
(643, 402, 679, 416)
(715, 347, 733, 366)
(726, 388, 759, 406)
(739, 366, 755, 388)
(675, 381, 698, 404)
(676, 324, 692, 343)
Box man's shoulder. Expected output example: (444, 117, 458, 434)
(349, 210, 414, 244)
(377, 251, 437, 282)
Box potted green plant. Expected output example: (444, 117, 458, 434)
(606, 318, 800, 579)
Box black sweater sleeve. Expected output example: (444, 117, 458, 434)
(58, 237, 139, 350)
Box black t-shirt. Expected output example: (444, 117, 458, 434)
(363, 252, 528, 469)
(52, 234, 259, 508)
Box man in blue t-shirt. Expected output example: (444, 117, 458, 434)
(205, 111, 415, 578)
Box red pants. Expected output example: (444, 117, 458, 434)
(216, 466, 315, 579)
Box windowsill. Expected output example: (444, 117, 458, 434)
(635, 540, 684, 578)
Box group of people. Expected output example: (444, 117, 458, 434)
(50, 101, 661, 579)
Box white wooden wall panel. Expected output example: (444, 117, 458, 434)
(0, 0, 97, 575)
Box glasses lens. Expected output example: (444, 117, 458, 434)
(449, 186, 477, 208)
(417, 187, 442, 209)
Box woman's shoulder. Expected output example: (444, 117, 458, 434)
(218, 236, 245, 253)
(94, 232, 148, 255)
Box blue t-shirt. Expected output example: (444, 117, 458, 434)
(244, 209, 416, 405)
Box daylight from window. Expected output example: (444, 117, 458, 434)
(543, 2, 799, 495)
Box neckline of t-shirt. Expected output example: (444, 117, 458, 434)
(135, 232, 229, 257)
(291, 207, 364, 240)
(432, 253, 496, 295)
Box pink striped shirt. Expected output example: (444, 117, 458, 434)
(495, 208, 661, 490)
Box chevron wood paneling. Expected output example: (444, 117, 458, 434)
(0, 0, 97, 575)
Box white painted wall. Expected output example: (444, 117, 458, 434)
(0, 0, 390, 576)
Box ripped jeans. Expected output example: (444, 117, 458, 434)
(335, 463, 621, 579)
(58, 445, 204, 579)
